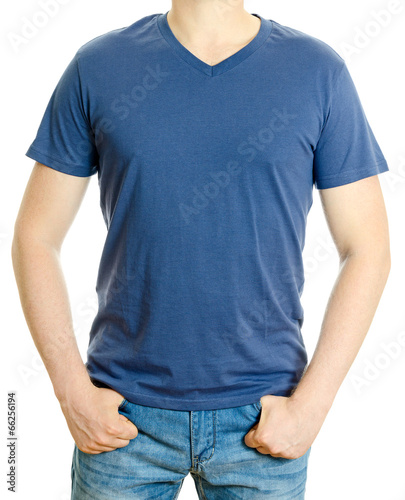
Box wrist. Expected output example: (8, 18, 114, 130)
(54, 370, 94, 404)
(289, 387, 334, 419)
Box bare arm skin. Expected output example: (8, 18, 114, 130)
(245, 174, 391, 458)
(12, 162, 138, 454)
(290, 174, 391, 412)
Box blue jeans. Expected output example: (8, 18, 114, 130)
(71, 399, 311, 499)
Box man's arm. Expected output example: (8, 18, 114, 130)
(12, 162, 93, 399)
(245, 174, 391, 458)
(290, 174, 391, 412)
(12, 162, 138, 454)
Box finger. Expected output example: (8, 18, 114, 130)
(255, 445, 271, 455)
(116, 413, 138, 431)
(83, 441, 129, 454)
(109, 437, 132, 448)
(103, 435, 137, 450)
(244, 428, 259, 449)
(94, 433, 134, 449)
(118, 421, 139, 440)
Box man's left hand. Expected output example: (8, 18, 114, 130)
(244, 394, 327, 459)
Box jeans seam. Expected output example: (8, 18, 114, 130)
(118, 398, 129, 410)
(172, 478, 185, 500)
(198, 474, 208, 500)
(195, 410, 217, 465)
(190, 411, 197, 470)
(253, 399, 262, 412)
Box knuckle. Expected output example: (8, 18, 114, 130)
(105, 424, 118, 435)
(97, 436, 109, 446)
(93, 433, 107, 446)
(254, 432, 267, 446)
(126, 424, 138, 438)
(269, 444, 283, 455)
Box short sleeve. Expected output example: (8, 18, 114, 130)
(25, 51, 98, 177)
(313, 61, 389, 189)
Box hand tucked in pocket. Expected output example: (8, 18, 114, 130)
(58, 384, 138, 455)
(244, 394, 327, 459)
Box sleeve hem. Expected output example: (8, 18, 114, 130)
(25, 145, 98, 178)
(314, 159, 389, 190)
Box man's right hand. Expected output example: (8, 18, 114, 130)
(59, 384, 139, 454)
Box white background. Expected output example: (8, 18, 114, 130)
(1, 1, 404, 499)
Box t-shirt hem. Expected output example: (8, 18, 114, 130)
(314, 159, 389, 190)
(25, 145, 97, 178)
(90, 377, 292, 410)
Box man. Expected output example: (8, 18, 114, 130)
(12, 0, 391, 498)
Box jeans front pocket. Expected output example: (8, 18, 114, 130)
(252, 399, 262, 412)
(118, 398, 129, 410)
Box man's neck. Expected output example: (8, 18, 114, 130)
(167, 0, 259, 48)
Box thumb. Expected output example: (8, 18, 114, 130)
(117, 414, 139, 437)
(244, 423, 259, 449)
(118, 414, 137, 428)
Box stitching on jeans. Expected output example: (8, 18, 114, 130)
(253, 399, 262, 412)
(172, 478, 185, 500)
(198, 473, 208, 500)
(118, 398, 129, 410)
(190, 411, 196, 470)
(196, 410, 217, 465)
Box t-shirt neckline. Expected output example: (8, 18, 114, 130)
(157, 11, 273, 77)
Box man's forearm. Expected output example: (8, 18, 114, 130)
(11, 235, 93, 402)
(290, 251, 391, 416)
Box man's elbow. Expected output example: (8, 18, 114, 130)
(340, 241, 391, 275)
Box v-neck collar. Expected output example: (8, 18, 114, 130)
(157, 11, 273, 77)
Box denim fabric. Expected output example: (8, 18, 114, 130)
(71, 399, 311, 499)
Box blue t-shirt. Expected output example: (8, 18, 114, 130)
(25, 12, 389, 410)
